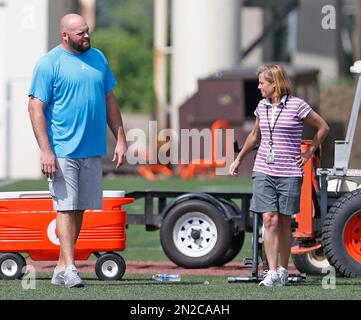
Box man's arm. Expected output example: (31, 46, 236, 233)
(28, 96, 57, 178)
(106, 91, 127, 168)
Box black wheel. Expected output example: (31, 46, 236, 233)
(213, 232, 245, 266)
(0, 253, 26, 280)
(95, 252, 126, 280)
(291, 248, 330, 275)
(322, 189, 361, 277)
(213, 203, 245, 266)
(160, 200, 234, 268)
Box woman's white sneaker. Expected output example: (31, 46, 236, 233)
(259, 270, 282, 287)
(277, 267, 289, 286)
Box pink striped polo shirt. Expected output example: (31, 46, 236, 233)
(253, 95, 312, 177)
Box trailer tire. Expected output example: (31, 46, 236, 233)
(0, 253, 26, 280)
(323, 189, 361, 277)
(213, 203, 245, 266)
(95, 252, 126, 280)
(214, 232, 245, 266)
(291, 247, 330, 275)
(160, 200, 233, 268)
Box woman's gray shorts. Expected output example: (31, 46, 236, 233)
(48, 157, 103, 211)
(250, 171, 303, 216)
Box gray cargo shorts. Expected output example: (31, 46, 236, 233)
(250, 171, 303, 215)
(48, 157, 103, 211)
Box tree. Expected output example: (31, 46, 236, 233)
(93, 0, 154, 113)
(92, 29, 154, 112)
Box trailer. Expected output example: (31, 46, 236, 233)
(126, 189, 252, 268)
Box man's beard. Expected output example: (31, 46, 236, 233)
(68, 38, 91, 53)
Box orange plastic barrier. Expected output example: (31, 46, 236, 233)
(137, 164, 173, 181)
(179, 119, 230, 179)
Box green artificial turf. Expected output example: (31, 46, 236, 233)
(1, 273, 361, 300)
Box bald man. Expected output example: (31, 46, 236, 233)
(28, 14, 127, 288)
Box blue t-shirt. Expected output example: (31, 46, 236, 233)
(28, 45, 117, 158)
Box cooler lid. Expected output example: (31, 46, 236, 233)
(0, 191, 52, 199)
(103, 190, 125, 198)
(0, 190, 125, 199)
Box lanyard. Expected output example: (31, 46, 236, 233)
(266, 104, 284, 147)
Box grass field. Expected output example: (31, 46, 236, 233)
(1, 176, 361, 301)
(1, 273, 361, 300)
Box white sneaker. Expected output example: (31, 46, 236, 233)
(51, 266, 65, 286)
(259, 270, 281, 287)
(262, 269, 269, 279)
(64, 265, 86, 288)
(277, 267, 289, 286)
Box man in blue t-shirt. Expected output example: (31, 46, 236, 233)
(28, 13, 127, 288)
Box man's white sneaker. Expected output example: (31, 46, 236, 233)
(51, 266, 65, 286)
(64, 265, 86, 288)
(259, 270, 282, 287)
(277, 267, 289, 286)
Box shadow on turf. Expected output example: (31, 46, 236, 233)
(87, 280, 200, 287)
(32, 274, 200, 286)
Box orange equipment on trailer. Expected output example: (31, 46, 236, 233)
(292, 141, 323, 253)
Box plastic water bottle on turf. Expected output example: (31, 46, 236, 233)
(152, 273, 181, 282)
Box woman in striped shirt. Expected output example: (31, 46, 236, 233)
(229, 64, 329, 287)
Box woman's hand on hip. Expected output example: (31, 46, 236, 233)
(295, 152, 311, 168)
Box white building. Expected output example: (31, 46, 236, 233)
(0, 0, 75, 179)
